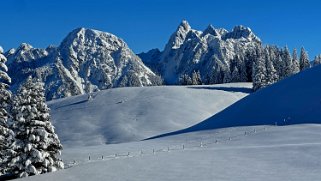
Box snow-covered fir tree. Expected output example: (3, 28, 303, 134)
(313, 55, 321, 66)
(252, 48, 267, 91)
(265, 49, 279, 85)
(231, 55, 248, 82)
(0, 47, 14, 176)
(191, 70, 202, 85)
(282, 47, 294, 79)
(292, 48, 300, 74)
(231, 66, 241, 82)
(299, 47, 311, 71)
(179, 74, 192, 85)
(10, 77, 63, 177)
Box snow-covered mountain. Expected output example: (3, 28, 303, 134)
(138, 20, 261, 84)
(5, 28, 162, 100)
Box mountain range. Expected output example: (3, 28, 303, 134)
(3, 20, 299, 100)
(139, 20, 261, 84)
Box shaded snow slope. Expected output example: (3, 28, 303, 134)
(21, 124, 321, 181)
(152, 65, 321, 139)
(47, 83, 252, 146)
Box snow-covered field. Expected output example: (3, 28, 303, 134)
(48, 83, 252, 146)
(21, 124, 321, 181)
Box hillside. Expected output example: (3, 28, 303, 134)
(47, 83, 252, 146)
(151, 65, 321, 138)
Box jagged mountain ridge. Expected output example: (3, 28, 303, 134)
(138, 20, 261, 84)
(6, 28, 162, 100)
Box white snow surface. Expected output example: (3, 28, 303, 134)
(20, 124, 321, 181)
(47, 83, 252, 146)
(166, 64, 321, 136)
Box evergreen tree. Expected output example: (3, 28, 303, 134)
(179, 74, 192, 85)
(299, 47, 311, 71)
(191, 70, 202, 85)
(282, 47, 294, 78)
(10, 77, 63, 177)
(292, 48, 298, 62)
(292, 48, 300, 74)
(231, 55, 248, 82)
(0, 47, 14, 176)
(275, 55, 284, 78)
(222, 66, 231, 83)
(313, 55, 321, 66)
(231, 66, 240, 82)
(265, 49, 279, 85)
(252, 49, 267, 91)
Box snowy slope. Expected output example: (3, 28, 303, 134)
(153, 64, 321, 138)
(5, 28, 162, 100)
(20, 124, 321, 181)
(47, 83, 252, 146)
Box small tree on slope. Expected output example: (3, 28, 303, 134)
(299, 47, 311, 71)
(292, 48, 300, 74)
(265, 52, 279, 85)
(10, 77, 63, 177)
(252, 51, 267, 91)
(0, 47, 15, 175)
(313, 55, 321, 66)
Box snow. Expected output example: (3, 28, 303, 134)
(162, 64, 321, 136)
(19, 124, 321, 181)
(47, 83, 252, 146)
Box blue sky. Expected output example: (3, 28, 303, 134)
(1, 0, 321, 58)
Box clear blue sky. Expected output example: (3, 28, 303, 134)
(1, 0, 321, 58)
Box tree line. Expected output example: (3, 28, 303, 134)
(179, 45, 319, 91)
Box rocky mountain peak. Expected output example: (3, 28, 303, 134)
(164, 20, 192, 51)
(223, 25, 261, 43)
(202, 24, 219, 37)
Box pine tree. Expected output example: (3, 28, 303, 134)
(231, 66, 240, 82)
(299, 47, 311, 71)
(179, 74, 192, 85)
(0, 47, 15, 176)
(265, 50, 279, 85)
(313, 55, 321, 66)
(232, 55, 248, 82)
(222, 67, 231, 83)
(252, 48, 267, 91)
(10, 77, 63, 177)
(292, 48, 298, 62)
(191, 70, 202, 85)
(275, 55, 284, 78)
(292, 48, 300, 74)
(282, 47, 294, 78)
